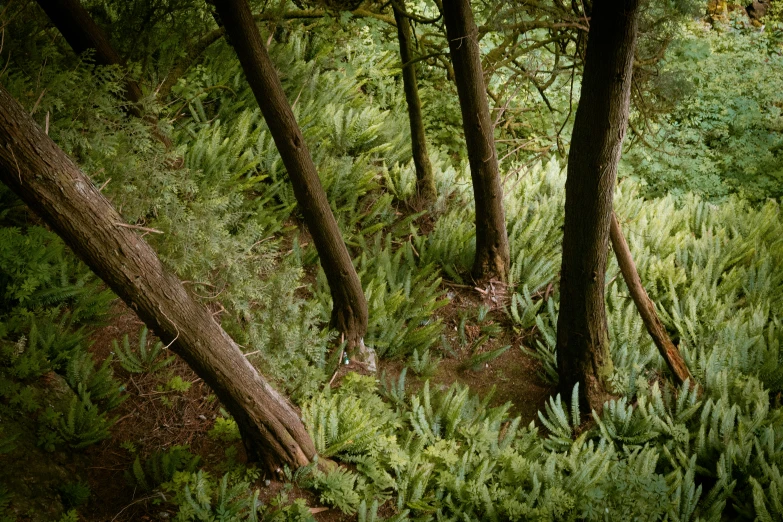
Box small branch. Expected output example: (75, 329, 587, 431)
(401, 50, 448, 70)
(391, 0, 440, 24)
(114, 223, 164, 234)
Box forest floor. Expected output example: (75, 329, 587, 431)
(78, 281, 554, 521)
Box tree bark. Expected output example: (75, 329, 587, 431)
(442, 0, 509, 282)
(555, 0, 640, 413)
(213, 0, 372, 365)
(0, 86, 315, 472)
(393, 2, 436, 204)
(609, 212, 694, 386)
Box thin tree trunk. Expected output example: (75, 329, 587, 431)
(213, 0, 372, 366)
(556, 0, 640, 413)
(609, 212, 694, 386)
(393, 2, 436, 204)
(0, 86, 315, 472)
(442, 0, 510, 282)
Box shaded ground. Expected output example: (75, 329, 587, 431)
(75, 278, 555, 521)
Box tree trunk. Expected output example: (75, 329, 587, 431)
(442, 0, 509, 282)
(0, 85, 315, 472)
(555, 0, 640, 413)
(35, 0, 143, 108)
(609, 212, 694, 386)
(393, 2, 436, 204)
(213, 0, 372, 366)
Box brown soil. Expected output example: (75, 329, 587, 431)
(76, 275, 554, 521)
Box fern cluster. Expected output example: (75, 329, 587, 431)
(113, 326, 175, 374)
(0, 217, 122, 450)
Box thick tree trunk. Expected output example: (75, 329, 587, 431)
(609, 212, 694, 386)
(442, 0, 510, 282)
(35, 0, 143, 108)
(393, 2, 436, 204)
(213, 0, 372, 366)
(555, 0, 640, 413)
(0, 86, 315, 472)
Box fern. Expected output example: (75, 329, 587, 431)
(409, 348, 439, 378)
(53, 396, 113, 449)
(458, 345, 510, 372)
(313, 467, 362, 515)
(65, 350, 125, 410)
(113, 326, 175, 374)
(174, 472, 262, 522)
(126, 445, 201, 491)
(537, 385, 580, 451)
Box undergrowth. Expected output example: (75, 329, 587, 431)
(1, 7, 783, 521)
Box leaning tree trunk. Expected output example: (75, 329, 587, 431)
(555, 0, 640, 413)
(609, 212, 694, 386)
(442, 0, 510, 282)
(35, 0, 143, 109)
(393, 1, 436, 204)
(0, 86, 315, 472)
(213, 0, 372, 365)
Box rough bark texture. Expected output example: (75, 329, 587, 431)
(555, 0, 640, 413)
(213, 0, 371, 362)
(610, 212, 694, 386)
(0, 86, 315, 472)
(442, 0, 510, 281)
(393, 2, 436, 203)
(35, 0, 143, 107)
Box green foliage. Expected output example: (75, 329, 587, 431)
(458, 345, 510, 372)
(209, 414, 242, 444)
(521, 297, 559, 384)
(0, 487, 13, 522)
(409, 348, 440, 378)
(4, 6, 783, 520)
(317, 233, 447, 359)
(302, 373, 396, 459)
(65, 351, 125, 410)
(0, 224, 113, 371)
(0, 220, 121, 460)
(164, 470, 319, 522)
(537, 384, 582, 452)
(59, 481, 91, 509)
(50, 396, 114, 450)
(312, 467, 362, 514)
(126, 445, 201, 491)
(166, 376, 193, 393)
(113, 327, 174, 374)
(505, 161, 565, 292)
(623, 21, 783, 201)
(170, 472, 263, 522)
(0, 225, 113, 325)
(509, 286, 544, 330)
(56, 510, 79, 522)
